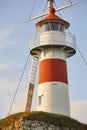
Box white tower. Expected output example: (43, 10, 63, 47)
(30, 0, 76, 117)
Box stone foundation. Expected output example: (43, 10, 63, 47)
(2, 118, 76, 130)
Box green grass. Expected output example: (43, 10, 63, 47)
(0, 111, 87, 130)
(0, 112, 29, 129)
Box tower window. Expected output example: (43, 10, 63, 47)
(59, 23, 64, 32)
(49, 22, 59, 30)
(38, 95, 43, 105)
(40, 22, 65, 33)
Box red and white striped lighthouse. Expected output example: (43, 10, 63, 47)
(30, 0, 76, 117)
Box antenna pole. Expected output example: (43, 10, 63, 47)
(48, 0, 54, 10)
(24, 2, 78, 22)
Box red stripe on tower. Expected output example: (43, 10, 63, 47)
(39, 59, 68, 84)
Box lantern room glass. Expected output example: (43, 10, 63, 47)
(40, 22, 65, 33)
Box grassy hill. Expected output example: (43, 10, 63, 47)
(0, 111, 87, 130)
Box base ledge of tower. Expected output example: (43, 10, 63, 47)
(0, 111, 87, 130)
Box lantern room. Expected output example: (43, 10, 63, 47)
(30, 3, 76, 59)
(40, 22, 65, 33)
(36, 8, 70, 32)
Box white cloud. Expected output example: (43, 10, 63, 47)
(71, 100, 87, 124)
(0, 63, 11, 71)
(0, 19, 3, 25)
(0, 67, 30, 118)
(0, 77, 17, 94)
(0, 27, 13, 48)
(0, 26, 22, 49)
(0, 77, 18, 118)
(0, 76, 25, 118)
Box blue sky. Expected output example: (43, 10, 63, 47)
(0, 0, 87, 124)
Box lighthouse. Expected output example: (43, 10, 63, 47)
(30, 0, 76, 117)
